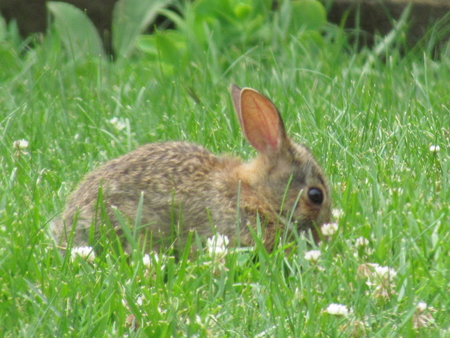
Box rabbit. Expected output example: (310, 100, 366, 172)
(53, 85, 331, 254)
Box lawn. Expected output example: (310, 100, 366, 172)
(0, 1, 449, 337)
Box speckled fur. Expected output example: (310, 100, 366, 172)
(53, 86, 331, 253)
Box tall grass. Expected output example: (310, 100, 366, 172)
(0, 3, 449, 336)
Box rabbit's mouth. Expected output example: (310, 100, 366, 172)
(296, 222, 318, 235)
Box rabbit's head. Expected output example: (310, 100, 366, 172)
(231, 85, 331, 244)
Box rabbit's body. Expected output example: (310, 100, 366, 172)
(54, 85, 331, 253)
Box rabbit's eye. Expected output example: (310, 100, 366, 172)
(308, 188, 323, 205)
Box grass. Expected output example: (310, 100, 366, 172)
(0, 9, 449, 337)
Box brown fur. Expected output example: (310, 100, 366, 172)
(53, 85, 331, 253)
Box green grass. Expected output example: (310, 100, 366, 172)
(0, 10, 449, 337)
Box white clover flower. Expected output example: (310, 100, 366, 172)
(374, 265, 397, 281)
(206, 234, 229, 257)
(413, 301, 434, 329)
(416, 301, 427, 313)
(321, 222, 338, 236)
(13, 139, 29, 150)
(109, 117, 126, 131)
(13, 139, 29, 156)
(206, 234, 230, 274)
(325, 303, 349, 316)
(355, 237, 369, 248)
(304, 250, 321, 263)
(429, 145, 440, 152)
(332, 208, 344, 219)
(363, 264, 397, 299)
(70, 246, 95, 263)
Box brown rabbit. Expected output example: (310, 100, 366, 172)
(53, 85, 331, 253)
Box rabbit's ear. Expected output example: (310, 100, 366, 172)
(237, 87, 287, 154)
(231, 84, 244, 127)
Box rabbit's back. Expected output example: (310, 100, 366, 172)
(57, 142, 246, 251)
